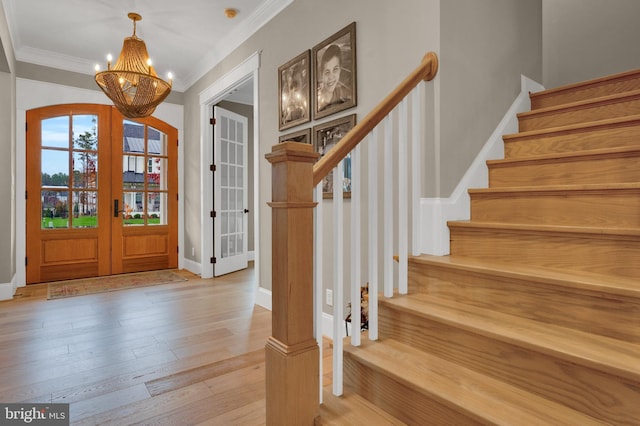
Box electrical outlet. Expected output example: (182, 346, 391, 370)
(191, 247, 195, 256)
(326, 289, 333, 306)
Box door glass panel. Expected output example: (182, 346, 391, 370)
(147, 157, 166, 190)
(41, 190, 69, 228)
(42, 116, 69, 148)
(147, 192, 166, 225)
(40, 114, 101, 230)
(41, 149, 69, 187)
(148, 126, 167, 156)
(221, 212, 228, 234)
(123, 191, 144, 225)
(123, 120, 144, 153)
(122, 120, 169, 227)
(72, 115, 98, 151)
(122, 154, 145, 190)
(229, 141, 236, 164)
(72, 190, 97, 228)
(72, 151, 97, 189)
(221, 236, 228, 258)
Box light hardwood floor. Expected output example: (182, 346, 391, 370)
(0, 264, 334, 425)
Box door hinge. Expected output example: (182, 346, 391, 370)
(25, 190, 27, 200)
(177, 246, 179, 254)
(209, 118, 216, 126)
(25, 257, 28, 266)
(25, 122, 28, 132)
(210, 210, 216, 218)
(210, 257, 217, 264)
(210, 164, 216, 172)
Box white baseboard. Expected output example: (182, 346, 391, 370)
(321, 312, 349, 340)
(419, 75, 545, 255)
(182, 257, 202, 275)
(0, 274, 17, 301)
(255, 286, 272, 311)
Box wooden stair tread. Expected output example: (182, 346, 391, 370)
(316, 386, 407, 425)
(345, 338, 604, 426)
(409, 254, 640, 299)
(487, 145, 640, 167)
(530, 68, 640, 103)
(518, 88, 640, 120)
(383, 294, 640, 382)
(503, 113, 640, 141)
(448, 219, 640, 238)
(469, 182, 640, 194)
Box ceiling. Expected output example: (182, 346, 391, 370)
(1, 0, 291, 93)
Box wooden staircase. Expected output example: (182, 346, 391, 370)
(325, 70, 640, 424)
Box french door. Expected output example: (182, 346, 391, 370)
(26, 104, 178, 284)
(213, 106, 249, 276)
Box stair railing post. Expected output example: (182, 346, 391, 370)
(265, 141, 320, 425)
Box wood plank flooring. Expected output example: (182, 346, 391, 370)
(0, 264, 328, 425)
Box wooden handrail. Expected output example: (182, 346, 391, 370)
(312, 51, 439, 186)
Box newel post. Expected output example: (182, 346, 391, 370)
(265, 142, 319, 425)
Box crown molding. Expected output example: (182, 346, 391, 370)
(8, 0, 293, 93)
(181, 0, 292, 90)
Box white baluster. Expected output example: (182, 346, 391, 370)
(411, 86, 422, 256)
(314, 183, 324, 403)
(368, 131, 379, 341)
(383, 114, 394, 298)
(332, 161, 344, 396)
(351, 146, 361, 346)
(399, 98, 408, 295)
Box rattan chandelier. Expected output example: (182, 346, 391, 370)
(95, 12, 172, 118)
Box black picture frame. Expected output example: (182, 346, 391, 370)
(279, 127, 311, 144)
(313, 114, 356, 198)
(312, 22, 357, 120)
(278, 50, 311, 131)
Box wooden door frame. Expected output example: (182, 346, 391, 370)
(25, 104, 178, 283)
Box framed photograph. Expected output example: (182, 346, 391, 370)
(313, 114, 356, 198)
(279, 127, 311, 144)
(278, 50, 311, 131)
(312, 22, 357, 120)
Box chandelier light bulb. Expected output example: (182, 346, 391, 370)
(94, 64, 100, 72)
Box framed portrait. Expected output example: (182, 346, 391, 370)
(278, 50, 311, 131)
(313, 114, 356, 198)
(279, 127, 311, 144)
(312, 22, 357, 120)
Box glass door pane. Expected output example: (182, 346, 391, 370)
(40, 114, 99, 229)
(121, 120, 169, 226)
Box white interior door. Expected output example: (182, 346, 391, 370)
(213, 106, 249, 276)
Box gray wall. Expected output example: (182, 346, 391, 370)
(438, 0, 542, 197)
(543, 0, 640, 88)
(182, 0, 440, 292)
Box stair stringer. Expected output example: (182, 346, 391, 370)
(419, 75, 545, 255)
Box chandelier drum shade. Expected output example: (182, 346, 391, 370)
(95, 13, 172, 118)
